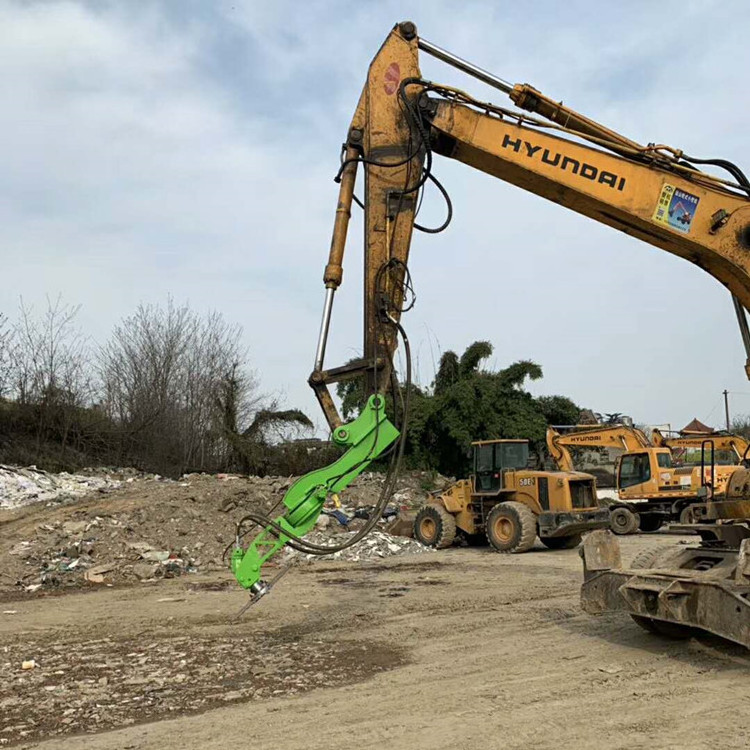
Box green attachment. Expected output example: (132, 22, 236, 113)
(231, 395, 399, 590)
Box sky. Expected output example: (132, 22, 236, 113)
(2, 0, 750, 434)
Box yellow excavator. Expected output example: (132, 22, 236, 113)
(652, 428, 750, 465)
(230, 22, 750, 647)
(547, 424, 736, 532)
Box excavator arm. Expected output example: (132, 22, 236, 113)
(546, 425, 651, 473)
(231, 21, 750, 600)
(652, 428, 750, 463)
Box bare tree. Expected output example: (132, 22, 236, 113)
(0, 312, 14, 399)
(99, 298, 257, 473)
(11, 296, 92, 458)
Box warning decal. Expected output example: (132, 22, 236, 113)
(652, 183, 700, 234)
(383, 62, 400, 95)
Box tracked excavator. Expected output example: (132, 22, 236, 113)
(230, 22, 750, 647)
(547, 424, 736, 532)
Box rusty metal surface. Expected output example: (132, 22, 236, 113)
(581, 532, 750, 648)
(580, 529, 622, 570)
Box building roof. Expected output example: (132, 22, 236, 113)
(680, 418, 714, 435)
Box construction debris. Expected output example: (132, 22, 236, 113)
(1, 467, 446, 595)
(0, 465, 124, 510)
(1, 631, 403, 744)
(282, 529, 432, 564)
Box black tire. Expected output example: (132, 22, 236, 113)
(413, 503, 457, 549)
(629, 545, 695, 638)
(610, 506, 639, 535)
(485, 501, 537, 553)
(462, 532, 486, 547)
(630, 615, 695, 639)
(630, 545, 669, 570)
(679, 505, 699, 525)
(541, 533, 583, 550)
(638, 514, 664, 533)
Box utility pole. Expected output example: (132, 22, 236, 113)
(724, 389, 730, 431)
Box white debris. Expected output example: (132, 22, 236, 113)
(0, 466, 122, 510)
(282, 529, 432, 564)
(596, 489, 619, 503)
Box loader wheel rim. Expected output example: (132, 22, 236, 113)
(420, 517, 437, 542)
(493, 516, 514, 543)
(612, 511, 629, 530)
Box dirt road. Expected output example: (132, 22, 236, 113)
(4, 533, 750, 750)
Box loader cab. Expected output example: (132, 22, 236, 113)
(472, 439, 529, 494)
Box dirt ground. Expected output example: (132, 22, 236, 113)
(3, 529, 750, 750)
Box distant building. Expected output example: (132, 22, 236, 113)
(680, 418, 714, 435)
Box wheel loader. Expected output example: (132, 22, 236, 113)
(413, 439, 610, 552)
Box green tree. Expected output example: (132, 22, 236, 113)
(409, 343, 548, 476)
(536, 395, 581, 427)
(336, 342, 581, 478)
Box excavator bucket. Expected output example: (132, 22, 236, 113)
(580, 530, 750, 649)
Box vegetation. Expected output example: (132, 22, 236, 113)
(731, 414, 750, 441)
(338, 341, 582, 477)
(0, 297, 313, 476)
(0, 296, 584, 479)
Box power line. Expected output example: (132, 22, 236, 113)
(702, 395, 723, 424)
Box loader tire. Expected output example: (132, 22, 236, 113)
(637, 514, 664, 533)
(679, 505, 699, 525)
(486, 501, 537, 553)
(629, 545, 695, 639)
(541, 533, 582, 550)
(610, 507, 639, 535)
(413, 504, 457, 549)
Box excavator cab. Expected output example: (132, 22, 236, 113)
(473, 439, 529, 493)
(615, 447, 693, 496)
(617, 448, 673, 491)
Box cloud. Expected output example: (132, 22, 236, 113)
(1, 0, 749, 434)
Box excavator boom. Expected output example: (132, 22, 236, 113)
(546, 424, 651, 473)
(312, 22, 750, 432)
(652, 428, 750, 462)
(231, 23, 750, 627)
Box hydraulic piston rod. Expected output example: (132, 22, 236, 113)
(314, 287, 335, 371)
(732, 294, 750, 379)
(418, 37, 513, 94)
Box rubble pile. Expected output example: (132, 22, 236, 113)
(0, 466, 124, 510)
(282, 529, 432, 564)
(1, 468, 444, 595)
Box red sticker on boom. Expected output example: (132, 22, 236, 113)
(384, 62, 400, 95)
